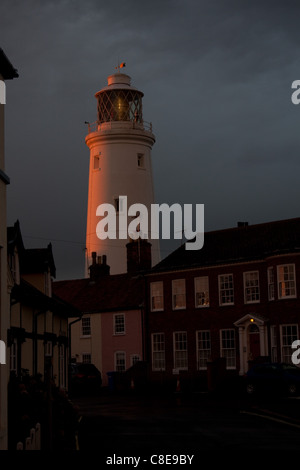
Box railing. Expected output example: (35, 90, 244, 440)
(16, 423, 41, 450)
(86, 120, 153, 134)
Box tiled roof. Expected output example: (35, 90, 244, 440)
(53, 273, 144, 314)
(152, 217, 300, 272)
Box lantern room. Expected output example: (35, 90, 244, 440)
(95, 73, 144, 124)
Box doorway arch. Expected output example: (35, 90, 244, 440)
(234, 314, 268, 375)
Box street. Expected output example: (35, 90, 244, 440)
(72, 389, 300, 459)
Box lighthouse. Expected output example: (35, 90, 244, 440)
(85, 68, 160, 275)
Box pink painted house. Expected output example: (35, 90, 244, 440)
(53, 240, 150, 389)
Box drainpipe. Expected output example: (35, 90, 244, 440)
(68, 316, 82, 366)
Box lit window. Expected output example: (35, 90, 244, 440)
(196, 331, 211, 370)
(114, 314, 125, 335)
(152, 333, 165, 371)
(219, 274, 234, 305)
(174, 332, 188, 370)
(172, 279, 186, 310)
(277, 264, 296, 299)
(244, 271, 260, 304)
(195, 276, 209, 307)
(150, 281, 164, 311)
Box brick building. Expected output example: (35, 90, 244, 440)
(145, 218, 300, 391)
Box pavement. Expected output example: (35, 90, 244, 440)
(71, 388, 300, 454)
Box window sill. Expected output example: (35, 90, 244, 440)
(278, 296, 297, 300)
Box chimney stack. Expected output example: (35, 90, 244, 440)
(126, 239, 152, 274)
(89, 252, 110, 281)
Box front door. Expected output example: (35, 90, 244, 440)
(249, 324, 260, 360)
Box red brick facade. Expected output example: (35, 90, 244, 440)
(145, 219, 300, 391)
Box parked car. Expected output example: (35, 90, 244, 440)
(69, 363, 102, 395)
(245, 362, 300, 396)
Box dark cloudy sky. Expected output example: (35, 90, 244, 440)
(1, 0, 300, 280)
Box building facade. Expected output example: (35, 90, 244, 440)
(7, 221, 79, 389)
(54, 240, 151, 388)
(146, 218, 300, 391)
(0, 48, 18, 450)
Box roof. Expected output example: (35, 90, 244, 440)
(7, 220, 56, 277)
(152, 217, 300, 273)
(11, 279, 81, 319)
(53, 273, 145, 314)
(0, 48, 18, 79)
(21, 245, 56, 278)
(96, 73, 142, 95)
(7, 220, 25, 255)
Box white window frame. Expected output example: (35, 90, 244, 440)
(218, 274, 234, 306)
(81, 316, 91, 337)
(130, 354, 140, 366)
(113, 313, 125, 335)
(268, 267, 275, 301)
(172, 279, 186, 310)
(194, 276, 209, 308)
(281, 324, 298, 363)
(243, 271, 260, 304)
(277, 264, 297, 299)
(173, 331, 188, 370)
(152, 333, 166, 371)
(82, 352, 91, 364)
(150, 281, 164, 311)
(270, 325, 277, 362)
(115, 351, 126, 372)
(196, 330, 211, 370)
(220, 329, 236, 369)
(45, 341, 53, 357)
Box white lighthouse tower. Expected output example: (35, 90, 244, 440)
(85, 68, 160, 275)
